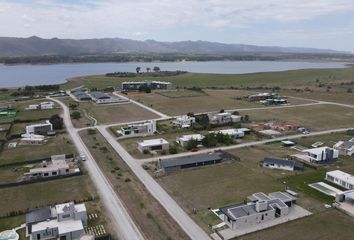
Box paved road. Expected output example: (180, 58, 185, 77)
(141, 127, 351, 163)
(113, 92, 170, 118)
(97, 126, 211, 240)
(50, 97, 145, 240)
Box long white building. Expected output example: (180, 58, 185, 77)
(326, 170, 354, 190)
(176, 134, 204, 147)
(120, 120, 156, 136)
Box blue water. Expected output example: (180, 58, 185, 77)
(0, 61, 348, 88)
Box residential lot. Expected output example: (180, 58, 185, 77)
(242, 104, 354, 131)
(0, 133, 76, 166)
(79, 129, 189, 240)
(155, 137, 354, 238)
(60, 97, 159, 128)
(130, 89, 313, 115)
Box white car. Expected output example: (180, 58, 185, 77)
(79, 153, 86, 161)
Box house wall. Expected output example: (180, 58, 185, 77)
(31, 227, 58, 240)
(326, 174, 354, 190)
(59, 229, 85, 240)
(224, 209, 276, 230)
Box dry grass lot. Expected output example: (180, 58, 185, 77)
(79, 129, 189, 240)
(131, 89, 313, 115)
(60, 97, 158, 128)
(244, 104, 354, 131)
(0, 133, 76, 166)
(0, 175, 96, 217)
(13, 99, 61, 122)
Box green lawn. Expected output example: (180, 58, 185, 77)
(63, 67, 354, 90)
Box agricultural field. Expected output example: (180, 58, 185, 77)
(0, 133, 76, 166)
(242, 104, 354, 131)
(60, 97, 158, 128)
(79, 129, 189, 240)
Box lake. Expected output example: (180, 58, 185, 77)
(0, 61, 348, 88)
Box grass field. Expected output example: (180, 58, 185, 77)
(243, 104, 354, 131)
(0, 215, 26, 238)
(283, 89, 354, 105)
(13, 99, 61, 122)
(130, 89, 313, 115)
(156, 89, 208, 98)
(63, 66, 354, 90)
(79, 129, 189, 240)
(0, 133, 76, 166)
(0, 175, 96, 217)
(60, 97, 158, 128)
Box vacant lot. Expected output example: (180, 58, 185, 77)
(64, 67, 354, 90)
(79, 129, 189, 240)
(243, 104, 354, 131)
(240, 209, 354, 240)
(0, 133, 76, 166)
(60, 97, 158, 128)
(283, 89, 354, 105)
(156, 89, 208, 98)
(0, 175, 96, 217)
(131, 89, 312, 115)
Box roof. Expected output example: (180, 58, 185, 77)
(90, 91, 110, 99)
(26, 207, 52, 224)
(304, 146, 334, 155)
(210, 129, 244, 136)
(335, 140, 354, 150)
(58, 220, 84, 234)
(161, 153, 223, 168)
(178, 134, 204, 142)
(327, 170, 354, 185)
(268, 191, 297, 203)
(263, 157, 295, 168)
(138, 138, 168, 147)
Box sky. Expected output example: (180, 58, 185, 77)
(0, 0, 354, 52)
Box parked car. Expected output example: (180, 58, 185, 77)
(79, 153, 86, 161)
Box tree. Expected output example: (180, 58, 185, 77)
(136, 67, 141, 74)
(219, 109, 225, 113)
(169, 144, 178, 154)
(69, 103, 78, 110)
(232, 111, 240, 115)
(243, 115, 250, 122)
(49, 114, 63, 130)
(347, 88, 352, 93)
(202, 133, 218, 147)
(145, 87, 152, 93)
(146, 67, 151, 73)
(186, 139, 199, 150)
(71, 111, 81, 120)
(153, 66, 160, 72)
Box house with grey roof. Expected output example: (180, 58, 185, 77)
(158, 152, 224, 173)
(333, 138, 354, 156)
(262, 157, 304, 171)
(89, 91, 129, 104)
(219, 192, 296, 231)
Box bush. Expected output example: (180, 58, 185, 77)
(49, 114, 63, 130)
(169, 145, 178, 154)
(161, 150, 167, 155)
(71, 111, 81, 119)
(143, 149, 150, 154)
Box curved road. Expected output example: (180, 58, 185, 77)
(50, 97, 145, 240)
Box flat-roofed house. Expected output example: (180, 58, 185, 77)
(26, 202, 87, 240)
(159, 153, 223, 173)
(333, 138, 354, 156)
(26, 120, 53, 135)
(303, 147, 339, 163)
(120, 120, 156, 136)
(209, 128, 245, 139)
(137, 138, 169, 152)
(72, 90, 92, 101)
(173, 115, 196, 128)
(208, 112, 241, 125)
(219, 191, 296, 231)
(122, 80, 172, 91)
(326, 170, 354, 190)
(27, 102, 55, 110)
(176, 134, 205, 147)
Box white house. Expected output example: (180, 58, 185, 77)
(26, 120, 53, 135)
(262, 157, 304, 171)
(26, 202, 88, 240)
(209, 128, 245, 139)
(173, 115, 196, 128)
(120, 120, 156, 136)
(333, 138, 354, 156)
(137, 138, 169, 152)
(326, 170, 354, 190)
(176, 134, 205, 147)
(27, 102, 55, 110)
(219, 192, 296, 231)
(208, 112, 241, 125)
(303, 147, 339, 163)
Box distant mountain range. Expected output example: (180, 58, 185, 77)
(0, 36, 350, 57)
